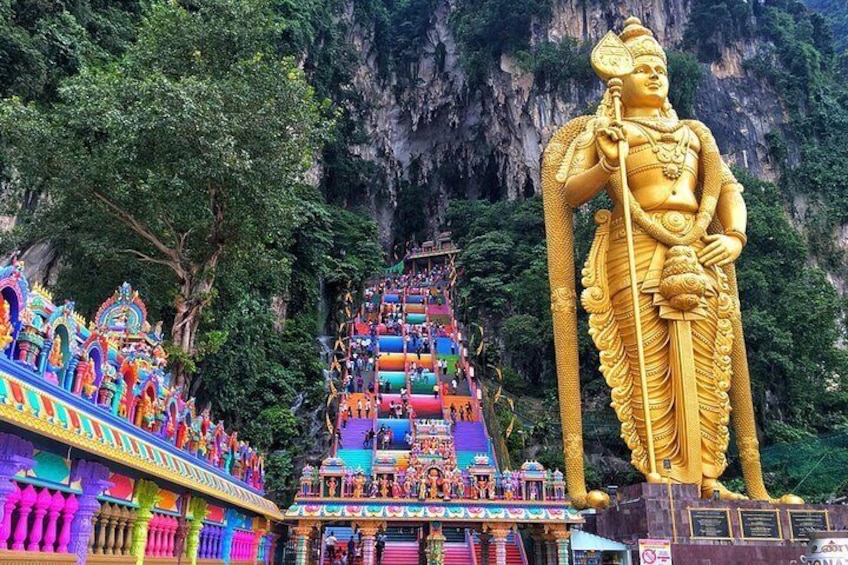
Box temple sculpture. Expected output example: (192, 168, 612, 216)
(541, 17, 801, 508)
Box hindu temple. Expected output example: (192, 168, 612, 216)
(0, 260, 282, 564)
(283, 244, 612, 565)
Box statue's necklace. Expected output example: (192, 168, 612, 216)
(628, 119, 689, 180)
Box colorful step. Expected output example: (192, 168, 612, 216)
(454, 421, 490, 452)
(336, 449, 372, 475)
(382, 541, 419, 565)
(378, 335, 405, 353)
(340, 418, 373, 448)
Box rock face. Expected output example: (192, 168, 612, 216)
(336, 0, 788, 248)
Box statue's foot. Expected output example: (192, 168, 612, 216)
(701, 479, 748, 501)
(586, 490, 611, 510)
(647, 472, 663, 484)
(570, 490, 611, 510)
(775, 493, 805, 505)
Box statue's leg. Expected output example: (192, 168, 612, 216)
(610, 288, 679, 479)
(690, 292, 740, 499)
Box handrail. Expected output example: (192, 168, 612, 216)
(515, 529, 530, 565)
(467, 527, 479, 565)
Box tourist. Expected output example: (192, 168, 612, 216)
(375, 532, 386, 565)
(325, 531, 337, 561)
(432, 384, 439, 399)
(347, 536, 356, 565)
(450, 378, 458, 395)
(356, 399, 363, 419)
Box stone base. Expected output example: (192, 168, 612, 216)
(584, 482, 848, 565)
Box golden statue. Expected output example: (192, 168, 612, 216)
(541, 17, 800, 508)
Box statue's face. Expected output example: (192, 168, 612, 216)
(621, 55, 668, 109)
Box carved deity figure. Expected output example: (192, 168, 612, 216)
(0, 299, 13, 351)
(542, 17, 800, 508)
(48, 335, 63, 368)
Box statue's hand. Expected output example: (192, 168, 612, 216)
(699, 234, 743, 267)
(594, 118, 628, 166)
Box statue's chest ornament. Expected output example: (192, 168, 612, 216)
(628, 118, 690, 180)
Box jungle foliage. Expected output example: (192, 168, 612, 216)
(0, 0, 382, 502)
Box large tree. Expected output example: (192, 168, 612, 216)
(2, 0, 330, 388)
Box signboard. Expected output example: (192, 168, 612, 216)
(739, 509, 782, 540)
(638, 538, 672, 565)
(689, 508, 732, 539)
(789, 510, 830, 540)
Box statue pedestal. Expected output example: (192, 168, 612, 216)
(585, 482, 848, 564)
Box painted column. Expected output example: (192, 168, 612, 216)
(69, 460, 112, 565)
(222, 507, 239, 564)
(186, 497, 208, 565)
(553, 530, 570, 565)
(478, 531, 491, 565)
(357, 522, 381, 565)
(489, 525, 510, 565)
(544, 536, 557, 565)
(425, 522, 445, 565)
(252, 528, 265, 562)
(0, 433, 34, 535)
(293, 522, 314, 565)
(130, 478, 160, 565)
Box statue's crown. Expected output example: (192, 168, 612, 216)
(620, 16, 666, 64)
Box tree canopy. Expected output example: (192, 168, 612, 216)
(2, 0, 330, 387)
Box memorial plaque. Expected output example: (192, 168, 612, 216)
(739, 509, 782, 540)
(689, 509, 732, 539)
(789, 510, 830, 540)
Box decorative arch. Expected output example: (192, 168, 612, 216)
(0, 263, 29, 358)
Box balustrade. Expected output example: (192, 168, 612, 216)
(0, 482, 81, 554)
(198, 523, 224, 560)
(87, 501, 138, 556)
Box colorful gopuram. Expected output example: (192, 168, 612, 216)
(0, 261, 282, 564)
(285, 248, 582, 565)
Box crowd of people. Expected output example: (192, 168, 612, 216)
(323, 528, 387, 565)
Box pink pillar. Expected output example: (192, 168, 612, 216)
(42, 491, 65, 552)
(166, 516, 177, 557)
(0, 483, 20, 549)
(56, 493, 77, 553)
(145, 514, 158, 555)
(27, 487, 52, 551)
(12, 484, 37, 550)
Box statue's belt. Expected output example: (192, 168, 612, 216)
(609, 210, 697, 241)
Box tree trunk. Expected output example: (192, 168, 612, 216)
(170, 267, 218, 394)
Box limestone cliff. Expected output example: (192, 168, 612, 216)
(330, 0, 789, 249)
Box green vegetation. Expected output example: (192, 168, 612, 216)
(805, 0, 848, 52)
(450, 0, 551, 85)
(0, 0, 382, 502)
(0, 0, 142, 103)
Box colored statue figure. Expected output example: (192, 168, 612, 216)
(80, 358, 97, 400)
(327, 477, 338, 497)
(0, 299, 13, 351)
(48, 335, 62, 369)
(379, 476, 388, 498)
(428, 471, 440, 499)
(541, 16, 794, 507)
(353, 474, 365, 498)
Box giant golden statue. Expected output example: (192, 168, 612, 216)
(542, 17, 797, 508)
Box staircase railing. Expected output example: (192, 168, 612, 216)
(515, 531, 530, 565)
(467, 528, 479, 565)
